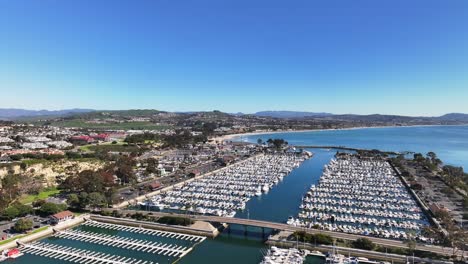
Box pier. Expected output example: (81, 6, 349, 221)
(55, 229, 192, 257)
(83, 220, 205, 242)
(21, 241, 156, 264)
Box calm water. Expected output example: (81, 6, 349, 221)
(12, 224, 202, 264)
(13, 125, 468, 263)
(181, 150, 334, 264)
(238, 125, 468, 169)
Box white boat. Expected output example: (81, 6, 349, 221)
(286, 216, 295, 225)
(309, 250, 326, 257)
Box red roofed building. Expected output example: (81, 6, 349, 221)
(49, 210, 74, 224)
(70, 136, 94, 145)
(91, 134, 110, 142)
(148, 181, 162, 191)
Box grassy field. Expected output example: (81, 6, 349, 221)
(50, 120, 170, 130)
(19, 187, 61, 204)
(0, 226, 49, 245)
(78, 140, 126, 152)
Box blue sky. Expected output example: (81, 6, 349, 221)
(1, 0, 467, 116)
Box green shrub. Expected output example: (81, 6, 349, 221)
(156, 216, 193, 226)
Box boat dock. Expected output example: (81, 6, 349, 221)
(21, 242, 156, 264)
(82, 220, 205, 242)
(55, 229, 192, 257)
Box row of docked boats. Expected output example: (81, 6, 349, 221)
(290, 155, 429, 240)
(259, 246, 389, 264)
(260, 246, 307, 264)
(139, 153, 308, 217)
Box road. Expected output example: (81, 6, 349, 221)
(117, 209, 464, 258)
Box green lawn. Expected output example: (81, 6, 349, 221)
(79, 140, 126, 152)
(0, 226, 49, 245)
(19, 187, 61, 204)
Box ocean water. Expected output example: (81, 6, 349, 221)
(237, 125, 468, 169)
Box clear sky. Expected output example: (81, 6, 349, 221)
(1, 0, 467, 116)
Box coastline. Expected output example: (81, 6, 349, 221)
(211, 124, 468, 143)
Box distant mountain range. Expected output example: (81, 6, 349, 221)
(254, 111, 333, 118)
(1, 108, 468, 123)
(437, 113, 468, 122)
(253, 111, 468, 121)
(0, 108, 94, 120)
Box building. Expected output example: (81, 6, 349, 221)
(429, 203, 447, 215)
(49, 210, 74, 224)
(91, 134, 110, 142)
(47, 141, 73, 149)
(0, 156, 12, 164)
(70, 136, 94, 145)
(148, 181, 162, 191)
(108, 132, 128, 141)
(21, 142, 48, 150)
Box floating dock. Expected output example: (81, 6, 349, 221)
(21, 241, 156, 264)
(55, 229, 192, 257)
(83, 220, 206, 242)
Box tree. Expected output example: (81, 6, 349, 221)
(266, 138, 288, 149)
(1, 173, 22, 201)
(87, 192, 106, 210)
(32, 199, 46, 208)
(115, 156, 137, 184)
(3, 206, 20, 220)
(67, 194, 81, 209)
(104, 187, 118, 205)
(413, 153, 425, 163)
(78, 170, 104, 193)
(14, 203, 33, 216)
(427, 152, 437, 161)
(406, 231, 417, 255)
(38, 202, 66, 216)
(257, 138, 263, 145)
(352, 238, 375, 250)
(14, 218, 33, 233)
(145, 158, 159, 175)
(60, 170, 106, 193)
(20, 163, 28, 171)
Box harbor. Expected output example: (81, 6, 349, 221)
(291, 153, 429, 240)
(5, 126, 468, 263)
(138, 153, 310, 218)
(10, 219, 207, 264)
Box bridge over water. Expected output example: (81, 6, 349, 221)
(111, 211, 464, 258)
